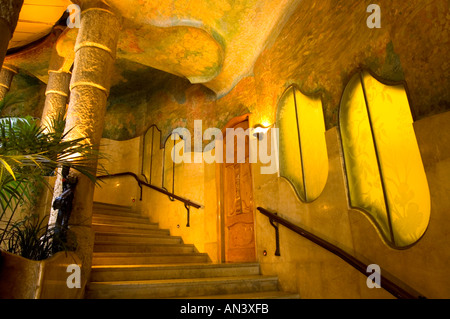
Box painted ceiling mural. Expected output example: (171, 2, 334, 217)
(1, 0, 449, 143)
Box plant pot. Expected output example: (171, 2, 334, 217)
(0, 249, 83, 299)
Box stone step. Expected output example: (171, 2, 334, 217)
(94, 232, 183, 244)
(93, 202, 134, 212)
(92, 203, 142, 219)
(92, 223, 170, 235)
(92, 213, 153, 225)
(93, 242, 196, 253)
(92, 208, 143, 219)
(92, 252, 210, 265)
(93, 201, 133, 210)
(85, 275, 279, 299)
(183, 291, 300, 299)
(90, 263, 261, 282)
(92, 219, 159, 230)
(89, 203, 293, 299)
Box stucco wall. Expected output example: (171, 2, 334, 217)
(101, 0, 449, 142)
(93, 110, 450, 298)
(254, 112, 450, 298)
(92, 0, 450, 299)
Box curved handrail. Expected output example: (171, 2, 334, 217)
(257, 207, 426, 299)
(97, 172, 202, 209)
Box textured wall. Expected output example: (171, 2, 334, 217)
(101, 0, 449, 141)
(0, 70, 45, 117)
(3, 0, 449, 299)
(97, 0, 450, 298)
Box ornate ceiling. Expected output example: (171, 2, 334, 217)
(8, 0, 70, 50)
(5, 0, 301, 97)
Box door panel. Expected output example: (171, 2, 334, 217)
(223, 120, 256, 262)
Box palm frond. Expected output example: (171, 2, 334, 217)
(0, 114, 108, 252)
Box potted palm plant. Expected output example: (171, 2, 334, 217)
(0, 113, 105, 298)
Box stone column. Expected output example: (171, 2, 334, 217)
(59, 3, 121, 291)
(41, 39, 73, 129)
(41, 70, 71, 127)
(0, 64, 17, 101)
(0, 0, 23, 69)
(41, 27, 77, 129)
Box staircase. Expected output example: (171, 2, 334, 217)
(85, 202, 299, 299)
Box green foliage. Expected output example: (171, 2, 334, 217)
(0, 112, 106, 256)
(1, 214, 77, 261)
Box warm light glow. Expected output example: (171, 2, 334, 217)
(253, 125, 270, 140)
(260, 117, 272, 128)
(253, 126, 269, 135)
(340, 71, 430, 248)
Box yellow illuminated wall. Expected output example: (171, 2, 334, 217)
(339, 71, 430, 248)
(142, 125, 185, 194)
(276, 85, 328, 202)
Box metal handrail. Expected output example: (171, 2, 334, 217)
(97, 172, 202, 226)
(257, 206, 426, 299)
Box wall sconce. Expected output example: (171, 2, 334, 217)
(253, 124, 270, 141)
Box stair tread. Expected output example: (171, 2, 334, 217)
(93, 202, 133, 210)
(180, 291, 300, 299)
(94, 229, 171, 239)
(94, 231, 177, 237)
(92, 210, 142, 218)
(92, 222, 160, 228)
(92, 210, 141, 216)
(94, 242, 193, 246)
(88, 204, 292, 299)
(93, 252, 207, 257)
(93, 213, 151, 221)
(87, 275, 278, 288)
(91, 263, 259, 271)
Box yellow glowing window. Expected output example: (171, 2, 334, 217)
(276, 85, 328, 202)
(339, 71, 430, 248)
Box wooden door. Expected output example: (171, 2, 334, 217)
(222, 120, 256, 263)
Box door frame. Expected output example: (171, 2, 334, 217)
(215, 113, 256, 263)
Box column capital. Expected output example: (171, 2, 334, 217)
(1, 63, 17, 74)
(55, 27, 78, 73)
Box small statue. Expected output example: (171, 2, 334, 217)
(52, 166, 78, 252)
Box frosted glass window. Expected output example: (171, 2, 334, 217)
(276, 85, 328, 202)
(339, 71, 430, 248)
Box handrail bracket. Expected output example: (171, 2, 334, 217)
(185, 203, 191, 227)
(268, 213, 280, 256)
